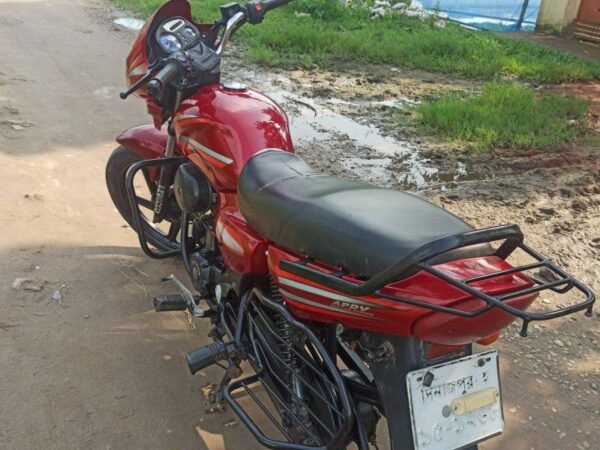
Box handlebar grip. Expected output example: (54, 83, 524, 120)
(147, 60, 183, 98)
(260, 0, 293, 14)
(244, 0, 292, 24)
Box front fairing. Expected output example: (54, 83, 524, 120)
(125, 0, 212, 98)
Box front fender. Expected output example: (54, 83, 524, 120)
(116, 124, 167, 160)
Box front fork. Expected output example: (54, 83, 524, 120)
(152, 90, 182, 223)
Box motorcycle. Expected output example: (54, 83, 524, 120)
(106, 1, 596, 448)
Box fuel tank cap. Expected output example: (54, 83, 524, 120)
(222, 82, 247, 91)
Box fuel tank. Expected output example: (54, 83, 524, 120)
(174, 83, 294, 192)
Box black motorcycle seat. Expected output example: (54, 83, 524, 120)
(238, 150, 489, 278)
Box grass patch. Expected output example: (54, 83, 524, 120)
(416, 83, 591, 151)
(111, 0, 600, 83)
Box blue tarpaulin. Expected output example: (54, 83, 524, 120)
(417, 0, 542, 31)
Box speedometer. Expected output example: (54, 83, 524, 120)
(159, 34, 182, 53)
(182, 26, 196, 40)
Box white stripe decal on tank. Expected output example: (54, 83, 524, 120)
(180, 136, 233, 165)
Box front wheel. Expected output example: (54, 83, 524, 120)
(105, 146, 181, 252)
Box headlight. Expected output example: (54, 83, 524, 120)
(159, 34, 182, 53)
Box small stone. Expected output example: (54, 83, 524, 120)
(539, 206, 556, 216)
(12, 277, 45, 292)
(11, 124, 25, 131)
(583, 441, 590, 448)
(24, 193, 44, 201)
(371, 7, 386, 17)
(392, 3, 407, 10)
(554, 339, 565, 347)
(591, 383, 598, 391)
(52, 290, 62, 301)
(84, 315, 90, 319)
(13, 277, 29, 289)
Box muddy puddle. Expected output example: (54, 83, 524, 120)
(225, 67, 490, 190)
(113, 17, 145, 31)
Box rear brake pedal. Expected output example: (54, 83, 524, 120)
(153, 294, 188, 312)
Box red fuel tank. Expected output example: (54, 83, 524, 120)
(174, 83, 294, 192)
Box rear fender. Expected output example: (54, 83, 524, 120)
(360, 333, 473, 450)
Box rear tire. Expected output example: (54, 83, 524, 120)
(362, 334, 478, 450)
(105, 146, 179, 252)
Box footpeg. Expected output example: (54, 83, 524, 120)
(160, 273, 204, 317)
(153, 294, 188, 312)
(186, 342, 237, 375)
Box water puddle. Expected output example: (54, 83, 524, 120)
(225, 68, 486, 190)
(113, 18, 145, 31)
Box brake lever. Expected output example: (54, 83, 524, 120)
(119, 60, 166, 100)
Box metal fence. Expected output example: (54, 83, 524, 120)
(418, 0, 542, 31)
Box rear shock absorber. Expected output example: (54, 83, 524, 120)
(270, 280, 315, 439)
(270, 279, 295, 381)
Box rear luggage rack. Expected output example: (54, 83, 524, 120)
(280, 224, 595, 337)
(224, 288, 354, 450)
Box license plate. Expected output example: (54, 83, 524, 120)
(406, 350, 504, 450)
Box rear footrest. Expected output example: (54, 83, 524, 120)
(153, 294, 188, 312)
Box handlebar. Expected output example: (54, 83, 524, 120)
(241, 0, 293, 25)
(214, 0, 292, 54)
(120, 1, 293, 100)
(259, 0, 293, 14)
(147, 60, 184, 98)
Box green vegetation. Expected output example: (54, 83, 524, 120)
(112, 0, 600, 83)
(113, 1, 597, 151)
(416, 83, 591, 151)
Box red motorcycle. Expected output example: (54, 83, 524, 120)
(106, 1, 595, 448)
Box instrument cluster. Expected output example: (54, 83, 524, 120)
(155, 17, 200, 54)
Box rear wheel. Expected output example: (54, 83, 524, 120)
(105, 146, 181, 252)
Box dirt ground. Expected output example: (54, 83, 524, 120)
(1, 1, 598, 450)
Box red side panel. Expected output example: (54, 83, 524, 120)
(215, 193, 269, 274)
(268, 247, 537, 345)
